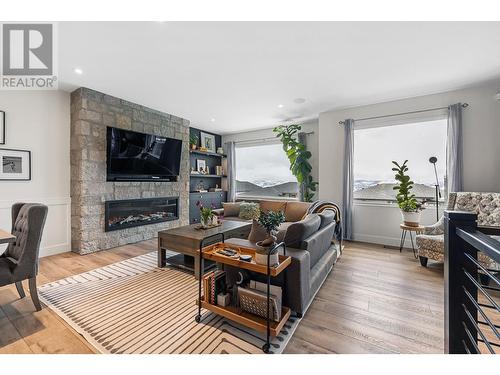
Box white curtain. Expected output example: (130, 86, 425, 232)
(225, 141, 236, 202)
(342, 119, 354, 240)
(447, 104, 464, 193)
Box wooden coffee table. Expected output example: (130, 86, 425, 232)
(157, 220, 251, 279)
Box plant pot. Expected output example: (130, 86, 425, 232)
(401, 210, 421, 227)
(255, 236, 279, 267)
(190, 144, 197, 150)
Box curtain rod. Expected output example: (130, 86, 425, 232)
(338, 103, 469, 125)
(233, 131, 314, 144)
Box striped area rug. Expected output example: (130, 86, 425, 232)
(39, 251, 300, 354)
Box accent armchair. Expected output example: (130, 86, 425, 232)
(416, 192, 500, 270)
(0, 203, 48, 311)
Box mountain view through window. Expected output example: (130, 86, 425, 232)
(235, 142, 298, 199)
(353, 119, 447, 202)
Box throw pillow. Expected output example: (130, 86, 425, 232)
(248, 219, 268, 243)
(238, 202, 260, 220)
(223, 202, 241, 217)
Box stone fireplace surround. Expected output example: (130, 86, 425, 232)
(70, 88, 190, 255)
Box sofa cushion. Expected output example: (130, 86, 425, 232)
(238, 202, 260, 220)
(259, 200, 287, 214)
(223, 202, 241, 217)
(283, 214, 321, 248)
(248, 220, 268, 243)
(318, 210, 335, 229)
(284, 201, 311, 222)
(275, 222, 294, 243)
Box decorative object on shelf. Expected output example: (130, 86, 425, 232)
(273, 124, 318, 202)
(204, 166, 210, 175)
(190, 167, 199, 175)
(255, 210, 285, 266)
(0, 148, 31, 181)
(217, 292, 231, 307)
(197, 201, 215, 228)
(195, 181, 206, 192)
(199, 146, 208, 152)
(200, 132, 216, 153)
(189, 134, 199, 150)
(0, 111, 5, 144)
(209, 184, 223, 192)
(217, 146, 224, 155)
(196, 159, 206, 174)
(392, 160, 425, 227)
(215, 165, 223, 176)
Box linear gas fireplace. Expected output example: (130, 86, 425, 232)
(105, 197, 178, 232)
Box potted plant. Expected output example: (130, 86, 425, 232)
(196, 201, 215, 228)
(255, 210, 285, 266)
(273, 124, 318, 202)
(189, 134, 198, 150)
(392, 160, 424, 227)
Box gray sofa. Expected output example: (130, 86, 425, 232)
(225, 210, 338, 316)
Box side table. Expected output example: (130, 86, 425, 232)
(399, 224, 424, 259)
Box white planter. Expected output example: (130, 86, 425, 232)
(401, 210, 421, 227)
(255, 240, 279, 267)
(254, 251, 279, 267)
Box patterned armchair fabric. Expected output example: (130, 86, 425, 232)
(416, 192, 500, 270)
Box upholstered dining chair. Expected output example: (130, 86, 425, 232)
(0, 203, 48, 311)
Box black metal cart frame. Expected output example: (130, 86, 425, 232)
(194, 233, 286, 354)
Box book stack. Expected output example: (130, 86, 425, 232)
(202, 270, 226, 305)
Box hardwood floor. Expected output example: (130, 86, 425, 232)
(0, 240, 445, 354)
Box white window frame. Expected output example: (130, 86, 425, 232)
(352, 110, 448, 207)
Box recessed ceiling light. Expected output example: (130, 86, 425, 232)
(74, 68, 83, 75)
(210, 118, 216, 122)
(293, 98, 306, 104)
(277, 104, 284, 108)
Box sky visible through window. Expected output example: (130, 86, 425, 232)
(353, 119, 447, 200)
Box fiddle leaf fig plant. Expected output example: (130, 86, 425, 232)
(273, 124, 318, 202)
(392, 160, 423, 212)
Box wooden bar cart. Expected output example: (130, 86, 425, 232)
(195, 233, 291, 353)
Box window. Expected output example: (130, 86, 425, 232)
(235, 142, 298, 199)
(353, 119, 447, 203)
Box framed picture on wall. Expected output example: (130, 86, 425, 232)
(0, 111, 5, 144)
(200, 132, 216, 153)
(0, 148, 31, 181)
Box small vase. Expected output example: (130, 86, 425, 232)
(200, 216, 210, 228)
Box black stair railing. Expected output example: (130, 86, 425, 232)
(444, 211, 500, 354)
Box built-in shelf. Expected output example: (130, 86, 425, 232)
(190, 174, 227, 178)
(190, 149, 227, 158)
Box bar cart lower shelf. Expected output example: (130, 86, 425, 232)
(194, 234, 292, 353)
(196, 299, 291, 336)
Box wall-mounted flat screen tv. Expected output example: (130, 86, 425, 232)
(106, 126, 182, 182)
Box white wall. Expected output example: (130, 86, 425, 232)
(319, 80, 500, 246)
(222, 119, 320, 198)
(0, 90, 71, 257)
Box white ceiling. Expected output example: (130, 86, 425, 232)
(58, 22, 500, 134)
